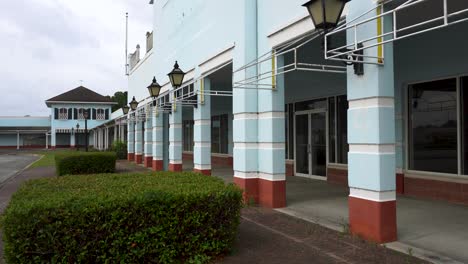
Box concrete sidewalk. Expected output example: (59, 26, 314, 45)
(278, 177, 468, 264)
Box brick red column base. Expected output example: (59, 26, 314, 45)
(144, 156, 152, 168)
(51, 146, 56, 150)
(152, 160, 163, 171)
(234, 177, 259, 205)
(259, 179, 286, 208)
(127, 153, 135, 161)
(396, 173, 404, 194)
(349, 197, 397, 243)
(169, 163, 182, 172)
(194, 169, 211, 176)
(135, 154, 143, 164)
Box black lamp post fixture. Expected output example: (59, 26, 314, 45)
(302, 0, 364, 76)
(148, 76, 162, 106)
(129, 96, 139, 111)
(76, 123, 80, 151)
(122, 105, 130, 115)
(84, 110, 89, 152)
(167, 61, 186, 88)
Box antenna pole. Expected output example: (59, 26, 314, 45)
(125, 12, 129, 76)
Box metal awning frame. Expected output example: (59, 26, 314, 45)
(233, 29, 347, 90)
(325, 0, 468, 65)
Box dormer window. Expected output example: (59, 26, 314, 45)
(96, 109, 105, 120)
(58, 108, 68, 120)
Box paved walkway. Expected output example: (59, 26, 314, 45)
(0, 153, 38, 186)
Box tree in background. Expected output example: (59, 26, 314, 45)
(107, 91, 128, 112)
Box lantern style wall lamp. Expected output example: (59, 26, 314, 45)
(302, 0, 364, 76)
(168, 61, 186, 88)
(122, 105, 130, 115)
(147, 76, 162, 106)
(129, 96, 139, 111)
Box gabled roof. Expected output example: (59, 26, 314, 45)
(45, 86, 116, 107)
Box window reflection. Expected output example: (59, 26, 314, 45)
(409, 78, 458, 174)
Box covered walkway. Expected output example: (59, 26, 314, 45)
(208, 163, 468, 263)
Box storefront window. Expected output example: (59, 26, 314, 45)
(212, 114, 229, 154)
(409, 78, 458, 174)
(328, 98, 336, 163)
(462, 76, 468, 174)
(285, 104, 295, 160)
(183, 120, 194, 152)
(336, 95, 348, 164)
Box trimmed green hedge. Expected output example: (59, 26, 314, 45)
(55, 152, 117, 176)
(1, 172, 243, 263)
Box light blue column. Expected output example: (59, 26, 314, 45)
(256, 53, 286, 208)
(233, 0, 259, 204)
(51, 130, 56, 149)
(193, 78, 211, 175)
(169, 101, 183, 171)
(346, 0, 396, 243)
(152, 109, 164, 170)
(135, 119, 143, 163)
(144, 114, 153, 158)
(127, 119, 135, 159)
(70, 133, 75, 147)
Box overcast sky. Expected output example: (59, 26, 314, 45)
(0, 0, 152, 116)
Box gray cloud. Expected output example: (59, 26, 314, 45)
(0, 0, 153, 116)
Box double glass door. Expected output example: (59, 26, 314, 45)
(295, 110, 327, 178)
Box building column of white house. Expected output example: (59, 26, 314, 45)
(16, 131, 20, 150)
(144, 114, 153, 168)
(106, 127, 110, 149)
(256, 54, 286, 208)
(51, 130, 56, 149)
(168, 101, 183, 171)
(193, 78, 211, 175)
(70, 131, 75, 149)
(152, 109, 164, 171)
(46, 132, 49, 149)
(135, 118, 144, 164)
(346, 0, 397, 243)
(127, 119, 135, 161)
(233, 0, 261, 205)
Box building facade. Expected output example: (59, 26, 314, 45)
(0, 86, 116, 149)
(93, 0, 468, 243)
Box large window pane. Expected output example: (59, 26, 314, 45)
(337, 95, 348, 164)
(288, 104, 295, 159)
(409, 78, 457, 174)
(211, 114, 229, 154)
(328, 97, 336, 163)
(463, 77, 468, 174)
(183, 120, 194, 152)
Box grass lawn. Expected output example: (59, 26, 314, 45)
(29, 150, 85, 168)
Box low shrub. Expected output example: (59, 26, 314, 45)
(1, 172, 243, 263)
(111, 140, 127, 160)
(55, 152, 117, 176)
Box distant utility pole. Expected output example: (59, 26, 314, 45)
(125, 12, 129, 76)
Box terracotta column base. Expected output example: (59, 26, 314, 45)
(135, 154, 143, 164)
(168, 163, 182, 172)
(349, 196, 397, 243)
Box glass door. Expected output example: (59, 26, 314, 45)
(310, 112, 327, 177)
(295, 113, 310, 176)
(295, 110, 327, 178)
